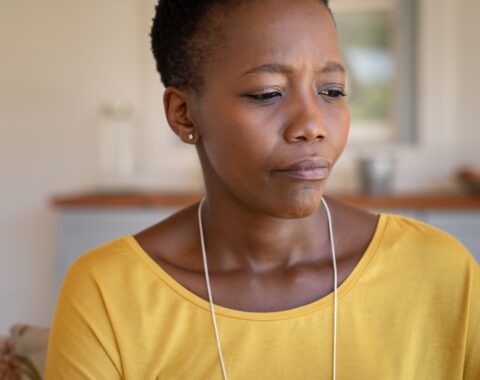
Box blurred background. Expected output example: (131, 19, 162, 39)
(0, 0, 479, 337)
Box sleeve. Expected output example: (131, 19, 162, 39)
(464, 256, 480, 380)
(44, 256, 123, 379)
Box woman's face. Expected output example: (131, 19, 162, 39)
(191, 0, 349, 218)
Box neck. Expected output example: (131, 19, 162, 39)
(199, 193, 331, 274)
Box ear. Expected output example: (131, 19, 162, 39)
(163, 87, 200, 144)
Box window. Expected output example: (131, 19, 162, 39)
(331, 0, 417, 145)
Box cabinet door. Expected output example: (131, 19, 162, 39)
(423, 211, 480, 264)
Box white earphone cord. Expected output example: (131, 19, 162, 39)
(198, 197, 337, 380)
(198, 199, 229, 380)
(322, 197, 338, 380)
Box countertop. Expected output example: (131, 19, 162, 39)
(51, 191, 480, 209)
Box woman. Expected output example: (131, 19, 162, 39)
(45, 0, 480, 379)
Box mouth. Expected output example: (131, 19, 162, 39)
(272, 158, 331, 181)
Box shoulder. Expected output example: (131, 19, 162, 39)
(377, 213, 478, 282)
(59, 235, 155, 302)
(66, 236, 136, 279)
(381, 213, 472, 258)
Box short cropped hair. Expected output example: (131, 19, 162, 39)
(151, 0, 331, 95)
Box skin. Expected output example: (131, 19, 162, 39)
(135, 0, 378, 312)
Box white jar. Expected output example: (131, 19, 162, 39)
(97, 100, 136, 191)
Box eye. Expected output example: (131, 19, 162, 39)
(247, 91, 282, 102)
(318, 88, 347, 98)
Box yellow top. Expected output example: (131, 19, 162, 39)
(45, 214, 480, 380)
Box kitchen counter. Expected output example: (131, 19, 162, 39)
(52, 191, 480, 209)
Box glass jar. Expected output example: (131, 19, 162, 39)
(97, 100, 136, 191)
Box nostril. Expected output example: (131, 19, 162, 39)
(293, 133, 325, 142)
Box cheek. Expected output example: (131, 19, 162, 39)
(326, 104, 350, 159)
(200, 104, 273, 176)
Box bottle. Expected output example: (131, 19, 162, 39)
(97, 100, 136, 192)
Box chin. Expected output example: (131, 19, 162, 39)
(274, 190, 323, 219)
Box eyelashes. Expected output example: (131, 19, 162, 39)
(247, 92, 283, 101)
(247, 88, 347, 103)
(318, 89, 347, 98)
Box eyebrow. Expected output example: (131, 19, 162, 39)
(240, 61, 346, 77)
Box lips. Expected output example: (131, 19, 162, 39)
(273, 158, 331, 180)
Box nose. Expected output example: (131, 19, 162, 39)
(283, 93, 327, 142)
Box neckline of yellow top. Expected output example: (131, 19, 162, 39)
(125, 213, 388, 321)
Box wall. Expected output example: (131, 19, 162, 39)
(0, 0, 479, 334)
(456, 0, 480, 165)
(0, 0, 142, 333)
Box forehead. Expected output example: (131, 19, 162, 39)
(204, 0, 339, 78)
